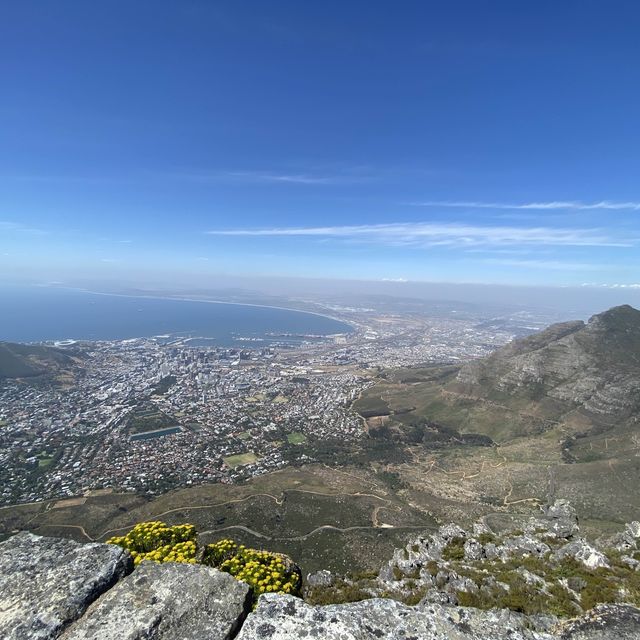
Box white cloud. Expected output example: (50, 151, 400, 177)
(206, 222, 630, 248)
(0, 220, 48, 235)
(581, 282, 640, 288)
(410, 200, 640, 211)
(172, 170, 355, 185)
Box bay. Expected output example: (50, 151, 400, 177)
(0, 286, 353, 345)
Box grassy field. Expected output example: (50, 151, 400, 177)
(0, 465, 436, 575)
(126, 403, 177, 435)
(286, 432, 307, 445)
(351, 366, 640, 535)
(223, 452, 259, 468)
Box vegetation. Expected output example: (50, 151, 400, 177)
(106, 521, 197, 566)
(441, 536, 466, 561)
(126, 403, 177, 434)
(286, 432, 307, 445)
(107, 522, 301, 602)
(203, 538, 300, 599)
(447, 546, 640, 617)
(305, 573, 375, 606)
(152, 375, 177, 396)
(223, 452, 259, 468)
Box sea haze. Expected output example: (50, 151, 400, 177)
(0, 286, 352, 345)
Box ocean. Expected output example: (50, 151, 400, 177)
(0, 286, 353, 345)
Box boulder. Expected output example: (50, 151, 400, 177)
(552, 539, 610, 570)
(559, 603, 640, 639)
(236, 594, 554, 639)
(0, 532, 132, 640)
(306, 569, 334, 589)
(541, 500, 579, 539)
(61, 560, 251, 640)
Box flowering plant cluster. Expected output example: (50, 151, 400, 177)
(106, 521, 197, 566)
(203, 538, 300, 597)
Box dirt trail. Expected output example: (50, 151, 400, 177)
(44, 489, 397, 542)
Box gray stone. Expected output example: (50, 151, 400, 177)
(541, 500, 580, 539)
(0, 532, 131, 640)
(237, 594, 555, 639)
(500, 535, 551, 559)
(626, 521, 640, 539)
(559, 604, 640, 639)
(61, 560, 251, 640)
(552, 539, 610, 569)
(306, 569, 334, 588)
(484, 542, 499, 560)
(464, 538, 483, 561)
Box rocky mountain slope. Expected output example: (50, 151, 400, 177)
(1, 502, 639, 639)
(452, 305, 640, 431)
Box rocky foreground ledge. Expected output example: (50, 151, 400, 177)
(1, 531, 639, 640)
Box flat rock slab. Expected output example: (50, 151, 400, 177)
(237, 594, 555, 640)
(559, 604, 640, 639)
(61, 561, 251, 640)
(0, 532, 132, 640)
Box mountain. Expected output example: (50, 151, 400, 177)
(0, 342, 83, 379)
(373, 305, 640, 448)
(448, 305, 640, 437)
(354, 305, 640, 532)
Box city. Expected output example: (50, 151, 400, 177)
(0, 310, 521, 506)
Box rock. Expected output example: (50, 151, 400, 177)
(420, 588, 457, 606)
(540, 500, 579, 539)
(500, 535, 551, 559)
(306, 569, 334, 588)
(620, 555, 639, 570)
(559, 603, 640, 639)
(626, 521, 640, 539)
(464, 538, 483, 561)
(61, 560, 251, 640)
(610, 521, 640, 551)
(0, 532, 132, 640)
(236, 594, 554, 639)
(553, 539, 610, 570)
(484, 542, 499, 560)
(439, 523, 467, 541)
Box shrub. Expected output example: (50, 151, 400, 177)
(107, 521, 197, 566)
(442, 536, 466, 561)
(202, 538, 300, 598)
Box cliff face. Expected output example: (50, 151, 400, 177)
(1, 517, 639, 640)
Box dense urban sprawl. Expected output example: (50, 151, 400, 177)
(0, 311, 521, 505)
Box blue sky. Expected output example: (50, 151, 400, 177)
(1, 1, 639, 290)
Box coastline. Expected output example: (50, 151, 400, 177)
(4, 284, 356, 343)
(57, 286, 357, 332)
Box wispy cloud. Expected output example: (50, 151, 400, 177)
(484, 258, 604, 271)
(410, 200, 640, 211)
(206, 222, 630, 248)
(225, 171, 337, 184)
(581, 282, 640, 288)
(171, 169, 361, 185)
(0, 220, 48, 235)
